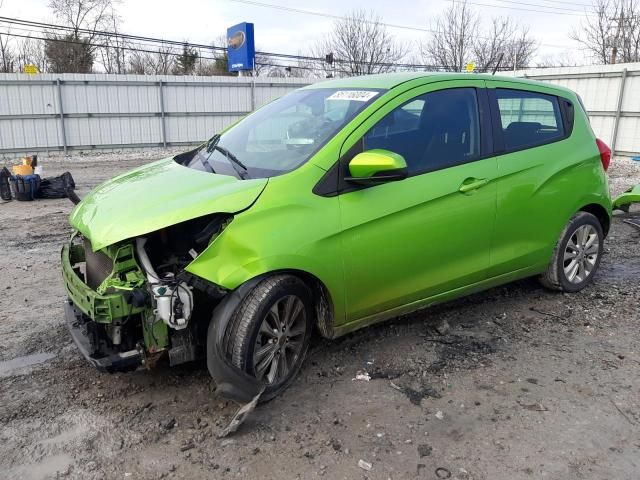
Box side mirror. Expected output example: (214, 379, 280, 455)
(345, 149, 408, 184)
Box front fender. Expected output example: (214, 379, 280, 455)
(185, 171, 346, 325)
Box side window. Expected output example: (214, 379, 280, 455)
(363, 88, 481, 176)
(495, 89, 565, 151)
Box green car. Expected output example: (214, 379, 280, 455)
(62, 73, 612, 402)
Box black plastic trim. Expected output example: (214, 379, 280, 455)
(559, 97, 575, 137)
(64, 301, 142, 373)
(206, 274, 271, 403)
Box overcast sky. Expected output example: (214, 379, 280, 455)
(0, 0, 594, 65)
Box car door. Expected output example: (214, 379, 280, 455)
(337, 81, 497, 323)
(485, 82, 574, 277)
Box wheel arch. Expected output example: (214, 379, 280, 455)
(249, 269, 336, 339)
(579, 203, 611, 237)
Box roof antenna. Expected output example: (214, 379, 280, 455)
(492, 53, 504, 75)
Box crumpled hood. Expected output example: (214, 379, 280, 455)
(70, 157, 267, 251)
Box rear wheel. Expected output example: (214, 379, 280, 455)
(539, 212, 604, 292)
(226, 275, 313, 401)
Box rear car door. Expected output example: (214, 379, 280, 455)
(337, 81, 498, 322)
(486, 82, 577, 277)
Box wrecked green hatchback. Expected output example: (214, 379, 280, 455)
(62, 73, 615, 403)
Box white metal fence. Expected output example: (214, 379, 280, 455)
(512, 62, 640, 158)
(0, 74, 312, 156)
(1, 65, 639, 157)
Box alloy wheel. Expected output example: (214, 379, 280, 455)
(563, 224, 600, 284)
(253, 295, 307, 384)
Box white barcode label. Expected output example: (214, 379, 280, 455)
(327, 90, 379, 102)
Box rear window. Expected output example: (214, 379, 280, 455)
(495, 89, 565, 151)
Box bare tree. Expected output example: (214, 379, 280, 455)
(474, 18, 536, 72)
(48, 0, 117, 41)
(421, 1, 478, 72)
(536, 51, 579, 67)
(16, 37, 48, 72)
(312, 9, 407, 77)
(571, 0, 640, 64)
(99, 8, 127, 73)
(127, 45, 175, 75)
(47, 0, 121, 72)
(0, 29, 15, 73)
(421, 1, 537, 72)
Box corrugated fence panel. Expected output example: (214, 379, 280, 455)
(0, 74, 312, 156)
(617, 117, 640, 153)
(0, 118, 61, 150)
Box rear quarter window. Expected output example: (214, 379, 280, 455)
(495, 89, 565, 152)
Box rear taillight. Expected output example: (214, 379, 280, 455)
(596, 138, 611, 171)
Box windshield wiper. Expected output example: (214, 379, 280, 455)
(214, 145, 249, 180)
(204, 135, 249, 180)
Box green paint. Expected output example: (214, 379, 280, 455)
(612, 184, 640, 211)
(348, 149, 407, 178)
(62, 241, 148, 324)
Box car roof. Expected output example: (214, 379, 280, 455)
(302, 72, 573, 96)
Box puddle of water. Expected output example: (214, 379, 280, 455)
(0, 352, 55, 377)
(599, 262, 640, 280)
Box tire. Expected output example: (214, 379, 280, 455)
(225, 275, 313, 402)
(539, 212, 604, 292)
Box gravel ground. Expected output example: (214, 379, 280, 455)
(0, 150, 639, 480)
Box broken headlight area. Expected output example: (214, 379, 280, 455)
(62, 214, 231, 372)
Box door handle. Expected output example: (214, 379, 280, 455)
(459, 178, 489, 193)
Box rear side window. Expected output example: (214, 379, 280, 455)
(495, 89, 565, 151)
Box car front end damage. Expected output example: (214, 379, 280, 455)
(61, 214, 231, 373)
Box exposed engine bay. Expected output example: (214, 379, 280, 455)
(63, 213, 232, 371)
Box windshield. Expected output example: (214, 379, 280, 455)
(183, 88, 382, 179)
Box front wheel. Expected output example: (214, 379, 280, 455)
(225, 275, 313, 402)
(539, 212, 604, 292)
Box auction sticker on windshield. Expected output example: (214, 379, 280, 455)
(327, 90, 379, 102)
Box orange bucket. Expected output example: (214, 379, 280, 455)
(12, 164, 34, 175)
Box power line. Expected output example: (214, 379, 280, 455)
(451, 0, 592, 16)
(0, 29, 468, 73)
(3, 15, 538, 71)
(0, 16, 424, 67)
(503, 0, 596, 7)
(490, 0, 594, 13)
(227, 0, 585, 46)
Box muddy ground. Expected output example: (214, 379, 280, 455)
(1, 150, 639, 480)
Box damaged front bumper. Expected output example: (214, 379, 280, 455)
(64, 301, 142, 372)
(61, 234, 268, 403)
(61, 238, 168, 372)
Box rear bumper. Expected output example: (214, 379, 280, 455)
(64, 301, 142, 372)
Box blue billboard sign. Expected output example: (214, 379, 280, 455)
(227, 22, 255, 72)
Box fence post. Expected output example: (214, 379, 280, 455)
(250, 79, 256, 111)
(159, 80, 167, 148)
(56, 78, 67, 155)
(611, 68, 628, 157)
